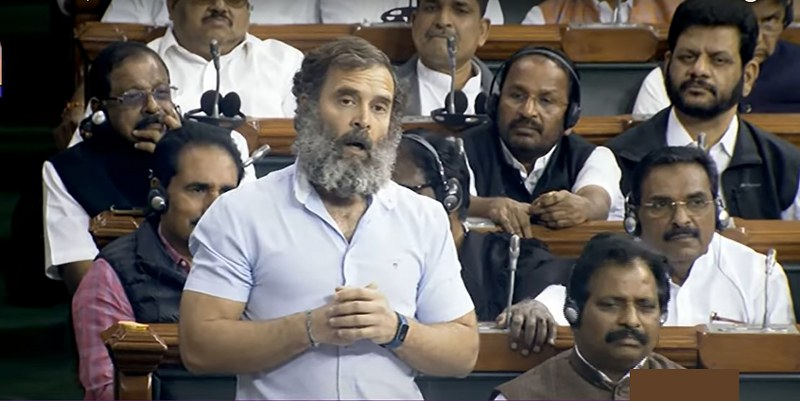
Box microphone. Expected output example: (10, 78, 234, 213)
(696, 132, 707, 151)
(243, 144, 271, 168)
(447, 36, 458, 114)
(505, 234, 521, 328)
(429, 34, 489, 129)
(762, 248, 776, 329)
(210, 39, 221, 118)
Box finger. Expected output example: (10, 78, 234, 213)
(547, 317, 557, 346)
(163, 113, 181, 129)
(328, 300, 380, 317)
(512, 211, 530, 238)
(508, 313, 525, 350)
(328, 313, 380, 329)
(134, 142, 157, 153)
(131, 129, 162, 143)
(521, 316, 539, 356)
(335, 287, 379, 302)
(532, 316, 549, 352)
(497, 214, 517, 236)
(365, 283, 378, 290)
(495, 311, 508, 328)
(335, 327, 373, 342)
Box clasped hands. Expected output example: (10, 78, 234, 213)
(308, 283, 399, 347)
(488, 190, 590, 236)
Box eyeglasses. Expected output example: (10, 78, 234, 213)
(640, 198, 715, 218)
(106, 86, 177, 108)
(189, 0, 249, 7)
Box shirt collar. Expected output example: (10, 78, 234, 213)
(666, 107, 738, 158)
(572, 345, 648, 389)
(291, 163, 397, 211)
(156, 223, 191, 271)
(498, 136, 558, 178)
(158, 28, 255, 62)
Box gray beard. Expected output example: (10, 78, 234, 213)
(293, 101, 402, 199)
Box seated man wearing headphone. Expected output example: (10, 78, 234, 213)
(462, 46, 625, 237)
(535, 146, 796, 327)
(393, 129, 573, 356)
(494, 233, 684, 401)
(71, 122, 244, 401)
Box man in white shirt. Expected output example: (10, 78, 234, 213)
(536, 146, 796, 327)
(395, 0, 495, 116)
(178, 36, 478, 400)
(463, 46, 624, 237)
(320, 0, 504, 24)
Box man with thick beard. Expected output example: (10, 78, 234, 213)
(608, 0, 800, 220)
(177, 37, 479, 400)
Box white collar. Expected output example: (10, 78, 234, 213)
(499, 137, 558, 178)
(573, 345, 648, 386)
(666, 108, 738, 158)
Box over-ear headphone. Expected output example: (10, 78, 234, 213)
(486, 46, 582, 130)
(147, 184, 168, 213)
(184, 90, 245, 123)
(622, 193, 732, 236)
(784, 0, 794, 28)
(563, 295, 669, 327)
(403, 133, 463, 214)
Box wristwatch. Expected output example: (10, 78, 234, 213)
(381, 312, 409, 350)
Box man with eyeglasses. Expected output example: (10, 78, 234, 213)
(534, 146, 796, 327)
(462, 46, 624, 237)
(610, 0, 800, 221)
(634, 0, 800, 115)
(43, 42, 253, 294)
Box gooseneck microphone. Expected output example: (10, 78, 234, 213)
(447, 36, 457, 115)
(763, 248, 777, 329)
(243, 144, 271, 168)
(505, 234, 521, 328)
(210, 39, 221, 118)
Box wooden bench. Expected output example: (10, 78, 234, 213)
(102, 321, 800, 400)
(75, 22, 800, 64)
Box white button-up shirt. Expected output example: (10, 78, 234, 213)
(417, 58, 483, 116)
(466, 141, 626, 221)
(149, 29, 303, 119)
(535, 233, 796, 326)
(320, 0, 505, 24)
(185, 164, 475, 400)
(523, 0, 635, 25)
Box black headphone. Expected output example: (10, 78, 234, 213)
(784, 0, 795, 28)
(147, 180, 168, 214)
(622, 194, 732, 236)
(486, 46, 582, 130)
(403, 133, 463, 214)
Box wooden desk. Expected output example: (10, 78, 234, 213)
(75, 22, 800, 64)
(102, 322, 800, 400)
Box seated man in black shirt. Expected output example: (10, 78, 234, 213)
(394, 129, 568, 355)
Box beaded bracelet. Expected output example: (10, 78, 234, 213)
(305, 310, 319, 348)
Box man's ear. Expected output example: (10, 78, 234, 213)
(742, 59, 760, 98)
(166, 0, 178, 18)
(477, 18, 490, 47)
(662, 51, 671, 74)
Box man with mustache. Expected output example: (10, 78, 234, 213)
(71, 121, 244, 401)
(462, 46, 625, 236)
(534, 146, 796, 327)
(493, 232, 684, 401)
(320, 0, 504, 24)
(396, 0, 495, 115)
(178, 37, 479, 400)
(609, 0, 800, 220)
(634, 0, 800, 115)
(56, 0, 304, 148)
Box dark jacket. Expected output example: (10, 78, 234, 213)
(607, 108, 800, 219)
(98, 218, 187, 323)
(463, 123, 596, 204)
(741, 40, 800, 113)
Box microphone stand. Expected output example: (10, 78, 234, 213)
(446, 36, 457, 115)
(763, 249, 776, 329)
(210, 39, 221, 119)
(505, 235, 521, 328)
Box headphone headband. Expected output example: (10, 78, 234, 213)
(487, 46, 582, 129)
(403, 132, 464, 213)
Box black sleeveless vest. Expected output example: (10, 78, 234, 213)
(49, 131, 152, 217)
(98, 218, 187, 323)
(463, 124, 596, 203)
